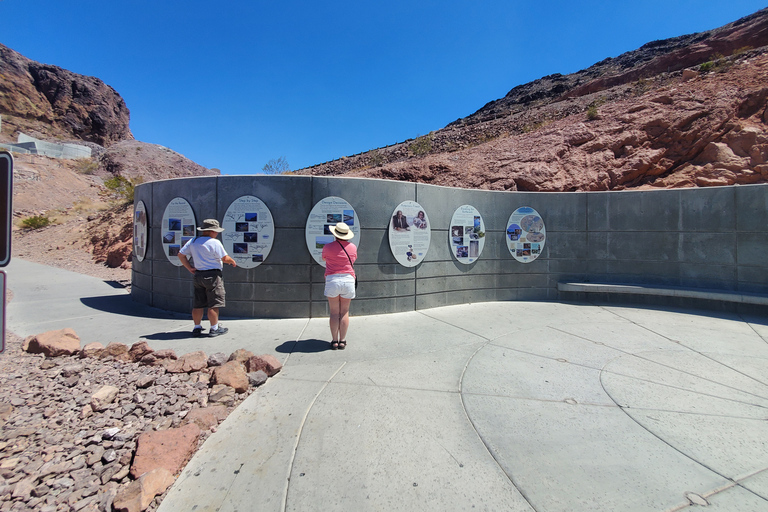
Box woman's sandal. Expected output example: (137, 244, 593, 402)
(331, 340, 339, 350)
(338, 340, 347, 350)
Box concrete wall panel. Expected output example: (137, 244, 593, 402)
(134, 177, 768, 317)
(681, 186, 735, 232)
(736, 184, 768, 232)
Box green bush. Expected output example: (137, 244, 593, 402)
(104, 175, 142, 203)
(586, 104, 599, 120)
(700, 53, 728, 73)
(21, 215, 53, 230)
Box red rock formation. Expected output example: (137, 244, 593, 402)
(0, 44, 132, 146)
(299, 9, 768, 192)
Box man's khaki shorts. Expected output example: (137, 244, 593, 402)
(193, 269, 226, 309)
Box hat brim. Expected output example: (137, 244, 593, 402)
(329, 227, 354, 240)
(198, 226, 225, 233)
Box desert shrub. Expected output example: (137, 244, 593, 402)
(633, 78, 652, 96)
(21, 215, 53, 230)
(586, 104, 599, 120)
(733, 46, 753, 57)
(700, 53, 728, 73)
(586, 97, 607, 121)
(368, 150, 384, 167)
(74, 158, 99, 175)
(522, 121, 548, 134)
(409, 133, 433, 156)
(104, 175, 142, 203)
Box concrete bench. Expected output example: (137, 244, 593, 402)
(557, 282, 768, 306)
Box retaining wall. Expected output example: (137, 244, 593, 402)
(132, 176, 768, 317)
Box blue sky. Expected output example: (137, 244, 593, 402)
(2, 1, 766, 174)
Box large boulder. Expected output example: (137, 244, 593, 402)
(165, 351, 208, 374)
(79, 342, 105, 359)
(181, 405, 228, 431)
(227, 349, 254, 365)
(130, 423, 201, 478)
(112, 468, 175, 512)
(22, 328, 80, 357)
(245, 355, 283, 377)
(101, 342, 132, 362)
(211, 361, 249, 393)
(128, 341, 154, 362)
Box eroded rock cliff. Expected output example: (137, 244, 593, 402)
(0, 44, 132, 146)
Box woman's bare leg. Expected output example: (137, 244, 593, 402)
(338, 297, 352, 342)
(327, 296, 341, 341)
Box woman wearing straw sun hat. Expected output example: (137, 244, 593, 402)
(321, 222, 357, 350)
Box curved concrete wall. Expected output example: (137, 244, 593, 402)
(132, 176, 768, 317)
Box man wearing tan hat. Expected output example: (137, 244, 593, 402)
(178, 219, 237, 337)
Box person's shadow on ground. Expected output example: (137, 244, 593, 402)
(140, 332, 194, 341)
(275, 339, 330, 353)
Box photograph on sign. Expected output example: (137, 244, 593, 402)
(133, 200, 148, 262)
(222, 195, 275, 269)
(388, 200, 431, 267)
(161, 197, 196, 266)
(449, 205, 485, 264)
(305, 196, 360, 267)
(506, 206, 546, 263)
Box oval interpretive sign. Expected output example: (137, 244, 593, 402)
(133, 200, 148, 263)
(506, 206, 546, 263)
(222, 195, 275, 269)
(388, 200, 431, 267)
(449, 205, 485, 264)
(305, 196, 360, 267)
(161, 197, 196, 266)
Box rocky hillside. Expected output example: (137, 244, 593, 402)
(1, 43, 218, 272)
(0, 44, 132, 146)
(297, 8, 768, 191)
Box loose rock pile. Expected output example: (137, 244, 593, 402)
(0, 329, 282, 512)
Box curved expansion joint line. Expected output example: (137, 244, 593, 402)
(598, 365, 768, 504)
(281, 361, 347, 512)
(456, 337, 539, 511)
(282, 317, 312, 367)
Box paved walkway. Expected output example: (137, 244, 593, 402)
(5, 259, 768, 511)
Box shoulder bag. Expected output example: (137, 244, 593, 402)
(338, 241, 358, 289)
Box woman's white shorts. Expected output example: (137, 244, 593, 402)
(324, 273, 356, 299)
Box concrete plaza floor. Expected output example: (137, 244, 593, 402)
(4, 259, 768, 511)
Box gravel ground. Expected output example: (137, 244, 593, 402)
(0, 229, 257, 512)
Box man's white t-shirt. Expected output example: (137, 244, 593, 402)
(179, 236, 227, 270)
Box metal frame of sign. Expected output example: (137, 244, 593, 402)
(0, 152, 12, 267)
